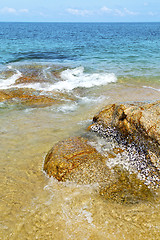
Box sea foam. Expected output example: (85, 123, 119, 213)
(53, 67, 117, 91)
(1, 66, 117, 92)
(14, 67, 117, 92)
(0, 70, 22, 89)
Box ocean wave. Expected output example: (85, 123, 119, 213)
(7, 66, 117, 92)
(52, 67, 117, 91)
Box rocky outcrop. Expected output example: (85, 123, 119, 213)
(90, 101, 160, 172)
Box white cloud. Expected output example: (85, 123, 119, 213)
(38, 11, 49, 17)
(0, 7, 29, 15)
(66, 8, 91, 16)
(114, 9, 125, 17)
(100, 6, 112, 13)
(148, 11, 157, 16)
(114, 8, 139, 17)
(100, 7, 138, 17)
(0, 7, 17, 14)
(66, 6, 155, 19)
(19, 9, 29, 13)
(124, 8, 138, 16)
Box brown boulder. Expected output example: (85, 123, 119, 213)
(43, 136, 113, 185)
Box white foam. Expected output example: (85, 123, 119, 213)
(3, 67, 116, 92)
(143, 86, 160, 92)
(55, 95, 107, 114)
(77, 119, 92, 125)
(0, 70, 22, 89)
(50, 67, 117, 91)
(81, 209, 95, 227)
(79, 95, 107, 104)
(57, 103, 78, 113)
(16, 82, 48, 90)
(7, 65, 12, 70)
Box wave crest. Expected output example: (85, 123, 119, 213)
(51, 67, 117, 91)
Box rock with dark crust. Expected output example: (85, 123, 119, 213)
(90, 101, 160, 171)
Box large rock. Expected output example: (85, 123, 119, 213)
(90, 101, 160, 171)
(43, 136, 113, 185)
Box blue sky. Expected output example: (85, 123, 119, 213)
(0, 0, 159, 22)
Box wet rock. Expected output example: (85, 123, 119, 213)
(0, 64, 75, 108)
(15, 76, 42, 84)
(0, 88, 74, 108)
(14, 64, 66, 85)
(0, 91, 11, 101)
(43, 136, 113, 185)
(90, 101, 160, 172)
(100, 166, 155, 204)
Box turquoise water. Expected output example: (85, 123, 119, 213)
(0, 22, 160, 77)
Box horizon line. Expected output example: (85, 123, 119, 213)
(0, 21, 160, 23)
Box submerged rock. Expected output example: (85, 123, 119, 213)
(100, 166, 154, 204)
(14, 64, 67, 84)
(0, 65, 74, 108)
(0, 88, 74, 108)
(90, 101, 160, 172)
(43, 136, 113, 185)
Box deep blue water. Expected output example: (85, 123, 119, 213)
(0, 22, 160, 78)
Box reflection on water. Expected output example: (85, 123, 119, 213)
(0, 73, 160, 239)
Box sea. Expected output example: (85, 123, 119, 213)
(0, 22, 160, 239)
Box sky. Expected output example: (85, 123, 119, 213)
(0, 0, 160, 22)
